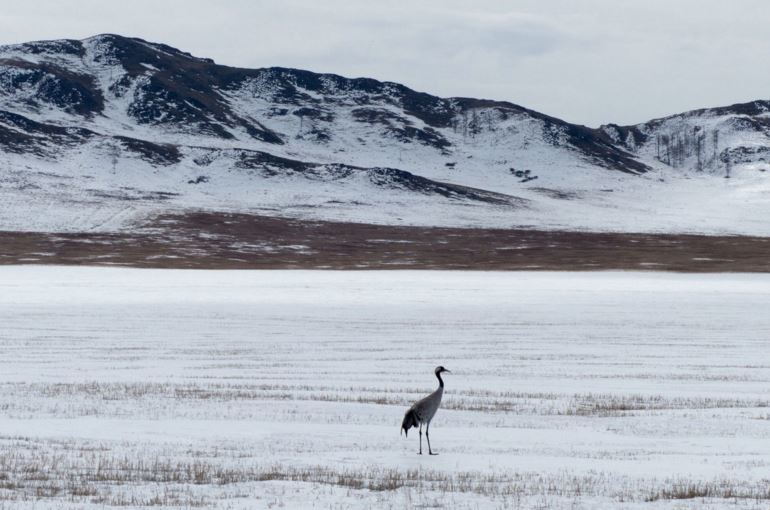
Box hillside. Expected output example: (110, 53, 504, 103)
(0, 34, 769, 238)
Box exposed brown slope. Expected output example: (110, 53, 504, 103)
(1, 213, 769, 271)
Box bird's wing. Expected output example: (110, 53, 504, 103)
(412, 387, 443, 420)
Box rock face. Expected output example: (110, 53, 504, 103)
(1, 34, 770, 235)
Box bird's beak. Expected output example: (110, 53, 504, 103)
(444, 369, 451, 374)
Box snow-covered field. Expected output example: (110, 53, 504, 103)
(1, 267, 770, 509)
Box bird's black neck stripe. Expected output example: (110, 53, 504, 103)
(436, 371, 444, 388)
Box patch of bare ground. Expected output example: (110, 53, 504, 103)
(1, 212, 770, 270)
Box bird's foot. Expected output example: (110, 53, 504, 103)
(429, 451, 438, 455)
(417, 452, 422, 455)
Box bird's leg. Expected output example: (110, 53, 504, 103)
(426, 422, 437, 455)
(418, 423, 423, 455)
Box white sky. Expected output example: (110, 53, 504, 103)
(1, 0, 768, 127)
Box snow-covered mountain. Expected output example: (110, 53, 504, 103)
(1, 34, 769, 234)
(603, 100, 770, 177)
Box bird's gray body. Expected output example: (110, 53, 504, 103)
(407, 386, 443, 426)
(401, 366, 449, 455)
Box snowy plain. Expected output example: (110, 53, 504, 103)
(1, 267, 770, 509)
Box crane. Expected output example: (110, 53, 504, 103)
(401, 366, 450, 455)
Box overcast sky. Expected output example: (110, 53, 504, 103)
(1, 0, 768, 127)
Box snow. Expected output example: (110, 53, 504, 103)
(1, 267, 770, 508)
(3, 37, 770, 235)
(3, 144, 770, 235)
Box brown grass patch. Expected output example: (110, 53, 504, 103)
(2, 212, 770, 271)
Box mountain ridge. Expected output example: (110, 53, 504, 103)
(1, 34, 770, 236)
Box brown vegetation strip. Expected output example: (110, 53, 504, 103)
(1, 212, 769, 270)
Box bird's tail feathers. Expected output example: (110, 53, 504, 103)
(401, 409, 418, 437)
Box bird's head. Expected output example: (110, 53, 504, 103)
(435, 366, 451, 375)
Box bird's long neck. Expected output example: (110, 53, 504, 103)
(436, 371, 444, 389)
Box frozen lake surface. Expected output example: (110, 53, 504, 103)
(1, 267, 770, 509)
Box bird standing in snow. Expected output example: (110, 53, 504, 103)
(401, 366, 450, 455)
